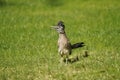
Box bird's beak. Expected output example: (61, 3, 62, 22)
(51, 26, 58, 30)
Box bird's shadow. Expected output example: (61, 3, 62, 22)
(63, 56, 79, 64)
(66, 51, 89, 64)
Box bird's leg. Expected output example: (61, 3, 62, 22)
(65, 57, 68, 64)
(65, 55, 69, 64)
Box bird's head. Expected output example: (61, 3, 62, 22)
(51, 21, 65, 34)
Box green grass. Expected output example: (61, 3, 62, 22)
(0, 0, 120, 80)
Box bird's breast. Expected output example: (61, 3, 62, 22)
(58, 48, 69, 55)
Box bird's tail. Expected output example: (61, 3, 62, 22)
(71, 42, 85, 49)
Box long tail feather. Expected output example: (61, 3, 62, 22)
(71, 42, 85, 49)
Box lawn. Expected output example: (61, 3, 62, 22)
(0, 0, 120, 80)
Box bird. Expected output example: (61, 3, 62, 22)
(51, 21, 85, 63)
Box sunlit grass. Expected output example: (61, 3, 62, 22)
(0, 0, 120, 80)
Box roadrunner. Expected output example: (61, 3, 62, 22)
(52, 21, 85, 63)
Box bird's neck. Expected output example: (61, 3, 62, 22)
(59, 31, 68, 39)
